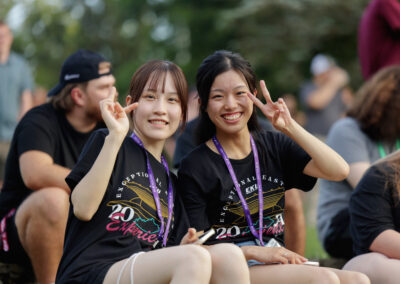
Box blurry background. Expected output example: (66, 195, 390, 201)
(1, 0, 369, 99)
(0, 0, 371, 260)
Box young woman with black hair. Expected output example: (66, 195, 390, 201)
(178, 50, 370, 284)
(55, 60, 250, 284)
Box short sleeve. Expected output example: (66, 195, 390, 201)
(271, 132, 316, 191)
(299, 82, 315, 109)
(16, 116, 56, 158)
(350, 165, 395, 253)
(20, 62, 34, 93)
(65, 129, 107, 191)
(326, 119, 370, 164)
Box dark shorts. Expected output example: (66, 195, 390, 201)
(323, 208, 354, 260)
(0, 208, 31, 266)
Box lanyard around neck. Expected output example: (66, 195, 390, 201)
(377, 139, 400, 158)
(131, 133, 174, 247)
(212, 134, 264, 246)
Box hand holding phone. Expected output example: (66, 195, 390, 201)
(195, 228, 216, 245)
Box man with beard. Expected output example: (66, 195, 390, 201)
(0, 49, 115, 284)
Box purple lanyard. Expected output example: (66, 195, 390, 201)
(213, 135, 264, 246)
(131, 133, 174, 247)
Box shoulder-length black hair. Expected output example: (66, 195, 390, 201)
(195, 50, 261, 144)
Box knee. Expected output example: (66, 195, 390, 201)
(38, 188, 69, 223)
(209, 243, 246, 268)
(18, 188, 69, 226)
(346, 271, 370, 284)
(180, 245, 212, 273)
(312, 269, 340, 284)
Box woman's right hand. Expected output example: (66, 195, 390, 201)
(100, 87, 138, 139)
(241, 245, 308, 265)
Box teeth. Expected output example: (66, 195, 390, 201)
(223, 113, 241, 120)
(150, 120, 167, 125)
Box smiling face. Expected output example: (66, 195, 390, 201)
(132, 71, 182, 144)
(206, 69, 253, 137)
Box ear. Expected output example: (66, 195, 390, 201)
(253, 89, 258, 96)
(70, 87, 85, 107)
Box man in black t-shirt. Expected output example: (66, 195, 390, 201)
(0, 49, 115, 284)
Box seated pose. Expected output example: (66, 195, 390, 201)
(343, 150, 400, 284)
(178, 50, 370, 284)
(56, 60, 250, 284)
(317, 66, 400, 260)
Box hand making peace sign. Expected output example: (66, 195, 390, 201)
(99, 87, 138, 138)
(247, 80, 293, 132)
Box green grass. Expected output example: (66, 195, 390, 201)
(305, 226, 328, 260)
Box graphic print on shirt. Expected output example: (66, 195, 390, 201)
(104, 171, 172, 248)
(214, 174, 285, 242)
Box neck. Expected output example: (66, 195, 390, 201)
(210, 127, 252, 159)
(0, 49, 10, 64)
(133, 130, 165, 162)
(66, 108, 98, 133)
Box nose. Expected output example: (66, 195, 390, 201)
(224, 94, 238, 109)
(153, 96, 167, 114)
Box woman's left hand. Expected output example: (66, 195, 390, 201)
(180, 228, 202, 245)
(247, 80, 293, 132)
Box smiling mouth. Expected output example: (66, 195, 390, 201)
(149, 119, 168, 125)
(222, 113, 241, 121)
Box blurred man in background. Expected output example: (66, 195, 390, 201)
(0, 49, 114, 284)
(0, 20, 34, 188)
(300, 54, 353, 139)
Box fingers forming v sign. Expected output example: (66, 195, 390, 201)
(100, 87, 138, 137)
(247, 80, 292, 131)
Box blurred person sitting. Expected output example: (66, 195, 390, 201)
(317, 66, 400, 260)
(0, 20, 34, 188)
(358, 0, 400, 80)
(0, 49, 115, 284)
(299, 54, 353, 138)
(343, 149, 400, 284)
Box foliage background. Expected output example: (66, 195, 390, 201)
(1, 0, 370, 101)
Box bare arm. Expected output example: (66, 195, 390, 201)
(370, 229, 400, 259)
(71, 87, 137, 221)
(248, 80, 349, 181)
(18, 89, 33, 120)
(20, 150, 70, 193)
(71, 134, 124, 221)
(347, 162, 370, 188)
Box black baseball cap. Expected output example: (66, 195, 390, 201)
(47, 49, 112, 97)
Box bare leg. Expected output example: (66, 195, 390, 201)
(344, 252, 400, 284)
(284, 189, 306, 255)
(15, 187, 70, 284)
(207, 243, 250, 284)
(104, 244, 212, 284)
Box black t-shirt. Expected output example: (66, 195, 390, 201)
(178, 130, 316, 246)
(350, 163, 400, 255)
(56, 129, 189, 284)
(0, 103, 103, 216)
(173, 117, 274, 168)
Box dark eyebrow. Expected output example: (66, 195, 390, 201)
(210, 85, 247, 93)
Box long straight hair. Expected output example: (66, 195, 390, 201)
(195, 50, 260, 144)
